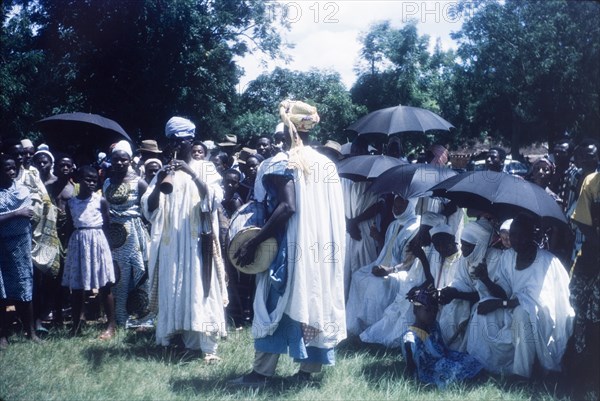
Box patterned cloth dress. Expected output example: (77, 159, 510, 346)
(402, 323, 483, 389)
(0, 182, 33, 301)
(62, 193, 115, 290)
(103, 176, 149, 326)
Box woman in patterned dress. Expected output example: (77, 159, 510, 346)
(0, 153, 39, 348)
(103, 141, 150, 327)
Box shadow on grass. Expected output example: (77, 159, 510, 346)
(170, 374, 323, 398)
(83, 331, 206, 369)
(335, 335, 393, 358)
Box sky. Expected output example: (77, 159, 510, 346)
(236, 0, 470, 91)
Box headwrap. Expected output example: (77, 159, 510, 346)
(33, 150, 54, 164)
(394, 196, 418, 226)
(531, 156, 555, 176)
(461, 221, 493, 266)
(407, 288, 438, 307)
(144, 158, 163, 168)
(429, 144, 449, 166)
(37, 143, 50, 151)
(430, 223, 454, 238)
(421, 212, 446, 227)
(500, 219, 513, 232)
(21, 139, 34, 148)
(112, 140, 133, 158)
(165, 116, 196, 139)
(278, 99, 320, 178)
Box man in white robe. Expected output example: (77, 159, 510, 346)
(476, 213, 574, 378)
(342, 178, 381, 299)
(141, 117, 227, 360)
(230, 101, 346, 385)
(345, 196, 420, 335)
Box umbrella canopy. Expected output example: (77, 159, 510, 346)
(369, 163, 457, 199)
(337, 155, 407, 182)
(35, 112, 132, 164)
(346, 105, 454, 139)
(429, 171, 567, 226)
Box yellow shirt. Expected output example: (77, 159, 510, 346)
(571, 172, 600, 227)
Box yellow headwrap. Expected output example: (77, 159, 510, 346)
(278, 100, 320, 178)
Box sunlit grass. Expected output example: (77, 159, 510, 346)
(0, 321, 586, 401)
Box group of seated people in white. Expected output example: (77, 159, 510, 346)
(345, 195, 574, 384)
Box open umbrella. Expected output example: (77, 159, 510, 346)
(337, 155, 406, 181)
(36, 112, 131, 141)
(369, 163, 457, 199)
(429, 171, 567, 226)
(346, 105, 454, 140)
(35, 112, 132, 163)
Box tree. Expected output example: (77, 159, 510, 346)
(1, 0, 287, 152)
(453, 0, 600, 155)
(236, 67, 366, 145)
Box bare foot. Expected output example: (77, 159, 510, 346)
(0, 337, 8, 350)
(99, 327, 115, 340)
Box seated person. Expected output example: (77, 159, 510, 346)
(402, 288, 483, 389)
(437, 221, 502, 351)
(345, 195, 420, 335)
(476, 213, 574, 378)
(360, 218, 461, 347)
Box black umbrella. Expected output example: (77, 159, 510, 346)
(35, 112, 132, 163)
(369, 163, 457, 199)
(429, 171, 567, 226)
(346, 105, 454, 140)
(337, 155, 407, 182)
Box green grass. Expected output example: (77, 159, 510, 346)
(0, 321, 585, 401)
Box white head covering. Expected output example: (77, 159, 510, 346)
(421, 212, 446, 227)
(112, 140, 133, 158)
(144, 158, 163, 168)
(394, 196, 418, 226)
(37, 143, 50, 151)
(430, 223, 454, 238)
(165, 116, 195, 138)
(461, 221, 493, 266)
(33, 150, 54, 164)
(500, 219, 513, 232)
(21, 139, 34, 148)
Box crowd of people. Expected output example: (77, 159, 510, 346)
(0, 102, 598, 395)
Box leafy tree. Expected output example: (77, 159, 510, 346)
(453, 0, 600, 155)
(2, 0, 287, 152)
(236, 67, 366, 145)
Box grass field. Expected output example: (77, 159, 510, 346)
(0, 320, 588, 401)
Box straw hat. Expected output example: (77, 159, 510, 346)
(237, 147, 257, 164)
(217, 134, 238, 147)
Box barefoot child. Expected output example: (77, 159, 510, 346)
(402, 288, 483, 389)
(62, 166, 116, 339)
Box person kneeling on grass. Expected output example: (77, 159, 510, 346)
(402, 288, 483, 389)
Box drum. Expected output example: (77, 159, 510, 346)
(228, 201, 277, 274)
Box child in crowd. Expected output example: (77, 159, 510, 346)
(402, 288, 483, 389)
(62, 166, 116, 339)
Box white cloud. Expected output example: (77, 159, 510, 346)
(237, 0, 465, 91)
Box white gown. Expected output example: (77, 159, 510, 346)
(141, 159, 227, 347)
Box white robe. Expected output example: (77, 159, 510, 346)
(342, 179, 380, 298)
(345, 214, 420, 335)
(141, 159, 227, 347)
(359, 247, 461, 347)
(252, 148, 347, 349)
(439, 248, 503, 352)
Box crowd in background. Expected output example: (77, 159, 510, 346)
(0, 109, 598, 395)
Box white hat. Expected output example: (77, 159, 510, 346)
(430, 223, 454, 238)
(112, 140, 133, 158)
(21, 139, 34, 148)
